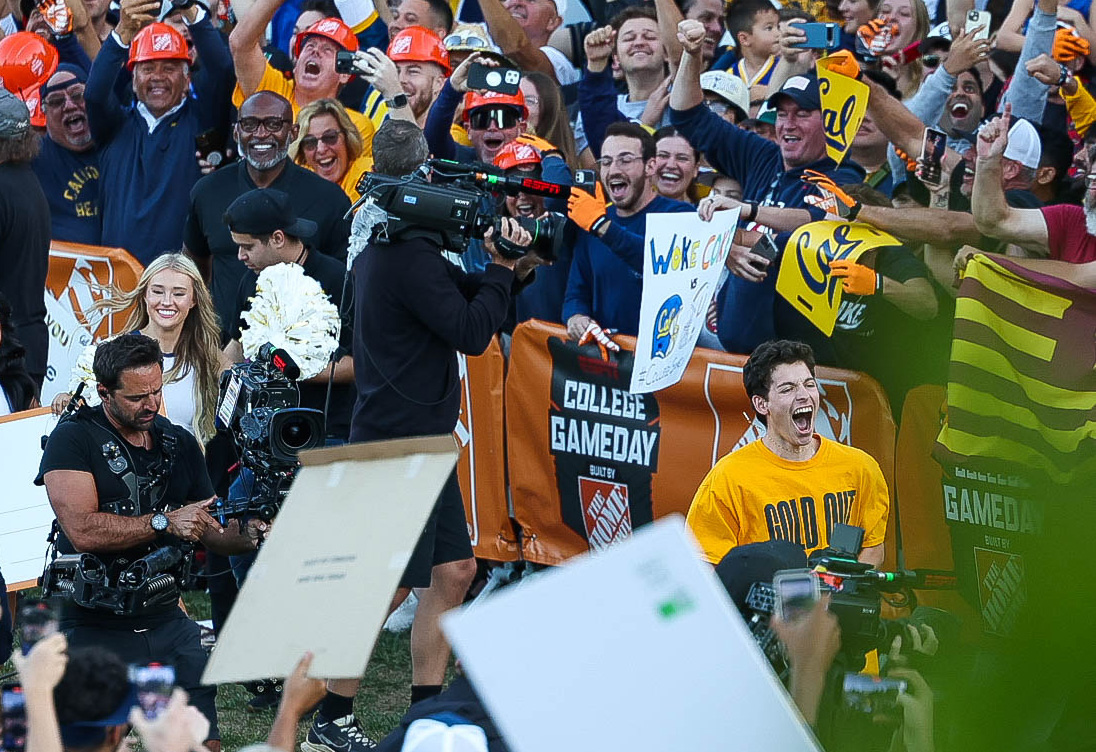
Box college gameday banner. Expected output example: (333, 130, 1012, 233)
(454, 338, 518, 562)
(43, 242, 143, 404)
(505, 320, 897, 566)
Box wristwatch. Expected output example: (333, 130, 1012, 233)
(150, 513, 170, 535)
(385, 93, 409, 109)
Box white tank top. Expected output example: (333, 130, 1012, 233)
(162, 353, 197, 436)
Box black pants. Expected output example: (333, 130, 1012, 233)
(65, 611, 219, 740)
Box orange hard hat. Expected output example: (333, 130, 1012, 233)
(128, 23, 189, 71)
(294, 17, 359, 59)
(462, 89, 527, 121)
(494, 140, 542, 171)
(388, 26, 451, 75)
(0, 32, 59, 96)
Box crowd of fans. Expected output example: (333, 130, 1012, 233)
(0, 0, 1094, 747)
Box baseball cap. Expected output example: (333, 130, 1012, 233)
(548, 0, 566, 18)
(922, 20, 952, 53)
(0, 87, 31, 138)
(1003, 117, 1042, 169)
(223, 188, 318, 239)
(766, 73, 822, 111)
(715, 540, 809, 617)
(700, 71, 750, 120)
(40, 63, 88, 99)
(401, 715, 489, 752)
(59, 684, 139, 749)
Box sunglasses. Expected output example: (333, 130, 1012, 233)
(468, 107, 520, 130)
(444, 33, 489, 49)
(43, 85, 85, 110)
(922, 53, 941, 69)
(238, 116, 289, 133)
(300, 129, 342, 151)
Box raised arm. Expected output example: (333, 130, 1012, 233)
(228, 0, 283, 98)
(478, 0, 557, 78)
(653, 0, 683, 76)
(669, 19, 705, 112)
(971, 107, 1050, 255)
(1002, 0, 1056, 123)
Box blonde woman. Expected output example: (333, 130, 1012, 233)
(52, 254, 227, 444)
(289, 98, 372, 200)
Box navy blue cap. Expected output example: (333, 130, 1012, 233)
(766, 73, 822, 111)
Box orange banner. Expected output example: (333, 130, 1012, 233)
(454, 337, 518, 562)
(43, 242, 142, 402)
(504, 320, 897, 566)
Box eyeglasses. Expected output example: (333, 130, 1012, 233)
(597, 153, 642, 168)
(706, 100, 730, 116)
(524, 94, 540, 106)
(43, 85, 85, 110)
(238, 116, 289, 133)
(922, 53, 941, 69)
(468, 107, 520, 130)
(300, 129, 342, 151)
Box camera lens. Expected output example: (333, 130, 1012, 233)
(279, 419, 314, 450)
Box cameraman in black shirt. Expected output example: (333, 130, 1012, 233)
(35, 334, 265, 752)
(301, 120, 536, 752)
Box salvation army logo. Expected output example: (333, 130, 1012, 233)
(651, 294, 682, 359)
(390, 35, 413, 55)
(578, 476, 632, 550)
(153, 33, 174, 52)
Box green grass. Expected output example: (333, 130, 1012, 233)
(182, 591, 416, 749)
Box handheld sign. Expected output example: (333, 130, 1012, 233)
(817, 56, 870, 165)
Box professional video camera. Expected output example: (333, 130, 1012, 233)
(41, 546, 192, 615)
(215, 343, 324, 522)
(353, 158, 573, 259)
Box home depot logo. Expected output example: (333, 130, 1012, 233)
(152, 33, 175, 52)
(577, 476, 632, 550)
(390, 35, 413, 55)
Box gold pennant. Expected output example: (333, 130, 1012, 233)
(817, 56, 870, 165)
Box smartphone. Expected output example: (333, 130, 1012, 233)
(1, 685, 25, 752)
(467, 62, 522, 95)
(573, 169, 598, 193)
(752, 233, 780, 263)
(773, 569, 820, 623)
(129, 664, 175, 720)
(842, 673, 908, 718)
(789, 22, 841, 50)
(919, 127, 948, 185)
(965, 9, 991, 40)
(335, 49, 357, 75)
(195, 129, 226, 168)
(19, 600, 57, 656)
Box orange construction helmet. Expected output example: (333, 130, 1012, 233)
(388, 26, 451, 75)
(0, 32, 59, 97)
(462, 89, 527, 121)
(128, 23, 189, 71)
(294, 17, 359, 59)
(494, 140, 542, 171)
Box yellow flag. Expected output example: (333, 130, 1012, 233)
(775, 221, 901, 336)
(817, 57, 870, 164)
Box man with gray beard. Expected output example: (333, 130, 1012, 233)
(972, 113, 1096, 264)
(183, 90, 351, 344)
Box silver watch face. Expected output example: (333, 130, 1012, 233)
(152, 513, 169, 532)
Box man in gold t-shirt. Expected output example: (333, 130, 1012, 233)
(687, 340, 889, 567)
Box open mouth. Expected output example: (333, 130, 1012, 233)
(658, 168, 684, 188)
(316, 155, 338, 171)
(514, 200, 536, 217)
(950, 101, 970, 119)
(481, 134, 505, 152)
(63, 113, 88, 132)
(607, 177, 629, 201)
(792, 405, 813, 434)
(155, 308, 179, 320)
(304, 60, 321, 76)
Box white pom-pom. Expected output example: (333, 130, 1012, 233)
(240, 263, 341, 379)
(68, 339, 105, 406)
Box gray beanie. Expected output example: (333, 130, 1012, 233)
(0, 87, 31, 138)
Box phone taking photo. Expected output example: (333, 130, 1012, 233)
(467, 62, 522, 95)
(773, 569, 821, 623)
(965, 9, 991, 40)
(842, 673, 908, 720)
(1, 685, 26, 752)
(335, 50, 357, 75)
(18, 600, 57, 656)
(129, 664, 176, 720)
(752, 233, 780, 264)
(919, 127, 947, 185)
(789, 22, 841, 50)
